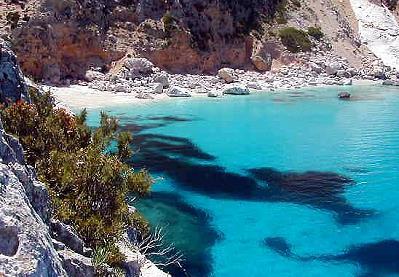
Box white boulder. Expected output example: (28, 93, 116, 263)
(124, 58, 154, 76)
(167, 86, 191, 97)
(208, 90, 223, 97)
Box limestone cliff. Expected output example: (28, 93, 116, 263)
(0, 0, 398, 81)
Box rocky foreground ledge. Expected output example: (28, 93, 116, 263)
(0, 39, 169, 277)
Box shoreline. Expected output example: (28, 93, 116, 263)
(50, 78, 381, 111)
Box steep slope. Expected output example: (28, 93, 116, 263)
(350, 0, 399, 68)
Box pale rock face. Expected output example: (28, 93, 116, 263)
(0, 121, 67, 276)
(218, 68, 237, 83)
(350, 0, 399, 68)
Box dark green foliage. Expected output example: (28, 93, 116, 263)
(162, 11, 177, 36)
(307, 26, 324, 40)
(386, 0, 398, 10)
(278, 27, 311, 53)
(6, 11, 20, 29)
(291, 0, 301, 8)
(1, 88, 152, 267)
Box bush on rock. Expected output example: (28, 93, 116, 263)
(1, 87, 152, 268)
(278, 27, 311, 53)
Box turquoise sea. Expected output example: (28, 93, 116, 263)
(86, 85, 399, 277)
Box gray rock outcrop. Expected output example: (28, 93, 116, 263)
(0, 39, 29, 104)
(0, 119, 67, 276)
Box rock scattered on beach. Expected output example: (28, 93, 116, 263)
(223, 86, 250, 95)
(167, 86, 191, 97)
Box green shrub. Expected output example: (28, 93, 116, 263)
(162, 11, 177, 35)
(6, 11, 20, 29)
(278, 27, 311, 53)
(307, 26, 324, 40)
(291, 0, 301, 8)
(1, 88, 152, 268)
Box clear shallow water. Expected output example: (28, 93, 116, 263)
(86, 85, 399, 277)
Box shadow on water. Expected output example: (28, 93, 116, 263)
(248, 167, 374, 224)
(123, 117, 374, 224)
(264, 237, 399, 277)
(134, 191, 221, 277)
(117, 115, 376, 275)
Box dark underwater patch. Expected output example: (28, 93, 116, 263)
(123, 121, 374, 224)
(248, 167, 374, 224)
(263, 237, 293, 257)
(263, 236, 399, 276)
(120, 119, 373, 226)
(134, 191, 221, 277)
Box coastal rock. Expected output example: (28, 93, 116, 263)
(223, 86, 250, 95)
(247, 82, 263, 90)
(325, 62, 342, 76)
(151, 82, 164, 94)
(218, 68, 237, 83)
(167, 86, 191, 97)
(58, 249, 95, 277)
(338, 91, 351, 99)
(136, 92, 154, 99)
(310, 62, 323, 74)
(208, 90, 223, 97)
(0, 39, 29, 103)
(153, 73, 169, 88)
(251, 54, 272, 72)
(43, 63, 62, 84)
(0, 123, 67, 276)
(50, 220, 86, 256)
(343, 79, 353, 86)
(85, 70, 105, 82)
(124, 58, 154, 76)
(373, 66, 386, 79)
(118, 239, 170, 277)
(382, 79, 394, 85)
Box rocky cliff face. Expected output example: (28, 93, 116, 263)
(0, 39, 29, 103)
(1, 0, 285, 78)
(0, 119, 67, 276)
(0, 0, 398, 81)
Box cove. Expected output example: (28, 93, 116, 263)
(86, 85, 399, 276)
